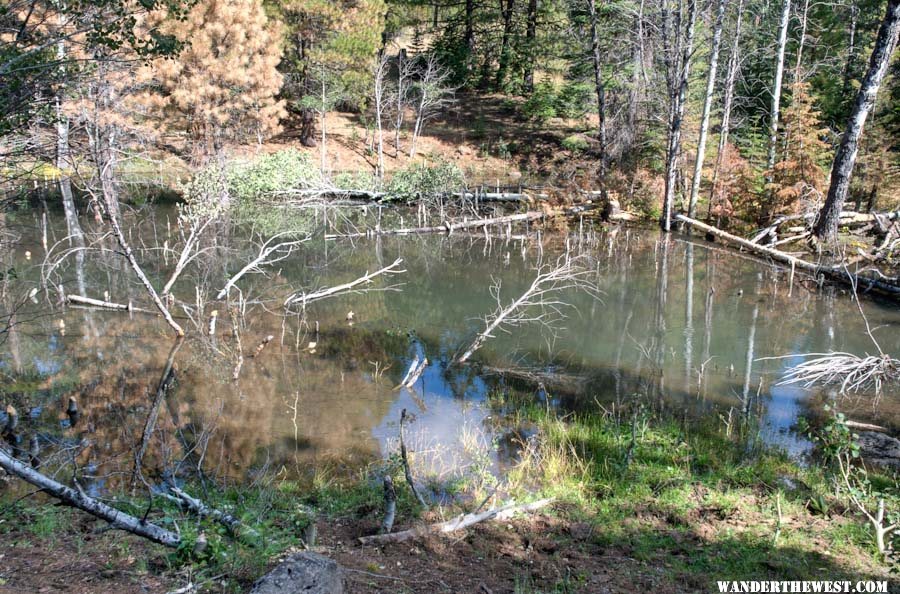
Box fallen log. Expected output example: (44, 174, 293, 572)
(66, 294, 154, 314)
(676, 215, 900, 298)
(0, 446, 181, 547)
(358, 498, 554, 545)
(325, 212, 546, 240)
(284, 258, 405, 307)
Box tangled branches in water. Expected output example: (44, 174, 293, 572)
(778, 352, 900, 397)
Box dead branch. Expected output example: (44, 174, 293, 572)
(773, 352, 899, 396)
(104, 200, 184, 336)
(217, 232, 310, 300)
(395, 356, 428, 390)
(284, 257, 405, 307)
(325, 212, 546, 240)
(358, 498, 554, 545)
(0, 446, 181, 547)
(455, 256, 600, 364)
(66, 294, 153, 314)
(164, 486, 259, 541)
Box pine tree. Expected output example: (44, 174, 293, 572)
(139, 0, 286, 158)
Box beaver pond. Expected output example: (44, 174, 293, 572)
(1, 205, 899, 492)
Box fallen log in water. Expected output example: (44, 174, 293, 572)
(284, 258, 405, 307)
(0, 446, 181, 547)
(66, 294, 154, 314)
(325, 212, 546, 240)
(676, 215, 900, 298)
(358, 498, 554, 545)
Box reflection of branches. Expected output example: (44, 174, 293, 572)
(217, 232, 310, 300)
(455, 255, 601, 364)
(132, 338, 184, 488)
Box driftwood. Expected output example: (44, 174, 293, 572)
(325, 212, 546, 240)
(66, 294, 153, 314)
(358, 498, 554, 545)
(395, 356, 428, 390)
(457, 192, 549, 203)
(284, 258, 405, 307)
(676, 215, 900, 297)
(0, 446, 181, 547)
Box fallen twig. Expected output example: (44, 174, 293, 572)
(358, 498, 554, 545)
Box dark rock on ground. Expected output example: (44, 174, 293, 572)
(857, 431, 900, 470)
(249, 552, 343, 594)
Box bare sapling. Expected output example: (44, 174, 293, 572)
(455, 255, 601, 364)
(408, 53, 454, 159)
(837, 452, 897, 554)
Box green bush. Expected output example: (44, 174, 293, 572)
(561, 134, 590, 152)
(555, 81, 593, 119)
(521, 82, 558, 124)
(386, 160, 466, 200)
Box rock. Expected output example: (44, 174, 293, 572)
(249, 552, 343, 594)
(857, 431, 900, 470)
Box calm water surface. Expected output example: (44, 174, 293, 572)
(2, 206, 899, 487)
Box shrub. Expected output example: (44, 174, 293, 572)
(521, 82, 558, 124)
(386, 160, 466, 200)
(561, 134, 589, 153)
(555, 81, 593, 120)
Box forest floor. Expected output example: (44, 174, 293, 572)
(143, 92, 602, 191)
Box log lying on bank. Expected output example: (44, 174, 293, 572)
(676, 215, 900, 297)
(325, 212, 546, 240)
(0, 446, 181, 547)
(284, 258, 405, 307)
(358, 498, 554, 545)
(66, 294, 154, 314)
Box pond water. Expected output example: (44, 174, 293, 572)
(2, 205, 899, 489)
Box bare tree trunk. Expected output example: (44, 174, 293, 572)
(523, 0, 538, 92)
(55, 11, 84, 248)
(374, 54, 388, 181)
(661, 0, 699, 232)
(687, 0, 727, 219)
(465, 0, 476, 78)
(628, 0, 646, 135)
(841, 0, 860, 99)
(587, 0, 607, 201)
(765, 0, 792, 184)
(495, 0, 516, 88)
(814, 0, 900, 244)
(708, 0, 745, 219)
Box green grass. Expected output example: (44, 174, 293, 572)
(498, 393, 894, 587)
